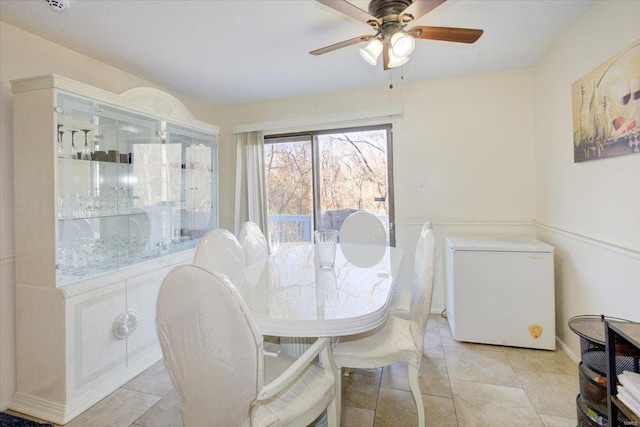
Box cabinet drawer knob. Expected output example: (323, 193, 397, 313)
(113, 309, 139, 339)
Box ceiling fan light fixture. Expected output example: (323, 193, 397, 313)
(387, 50, 410, 69)
(390, 32, 415, 57)
(359, 38, 383, 66)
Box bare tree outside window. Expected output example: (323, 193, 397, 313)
(265, 138, 313, 246)
(317, 129, 388, 215)
(265, 125, 394, 248)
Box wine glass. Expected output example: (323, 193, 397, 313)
(69, 130, 78, 159)
(80, 129, 91, 160)
(57, 125, 66, 157)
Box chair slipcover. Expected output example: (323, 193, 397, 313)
(338, 211, 386, 246)
(320, 208, 359, 231)
(332, 222, 436, 427)
(238, 221, 270, 266)
(157, 265, 337, 427)
(339, 211, 387, 267)
(193, 228, 246, 281)
(391, 222, 435, 319)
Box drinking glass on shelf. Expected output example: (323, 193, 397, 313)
(69, 130, 78, 159)
(57, 125, 66, 158)
(80, 129, 91, 160)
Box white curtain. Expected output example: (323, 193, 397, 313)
(234, 131, 268, 238)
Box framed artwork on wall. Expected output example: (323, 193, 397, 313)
(571, 39, 640, 163)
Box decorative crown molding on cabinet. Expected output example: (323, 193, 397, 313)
(10, 74, 220, 133)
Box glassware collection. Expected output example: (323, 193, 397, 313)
(54, 91, 217, 285)
(56, 126, 135, 163)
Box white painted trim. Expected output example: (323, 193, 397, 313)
(536, 222, 640, 260)
(232, 106, 404, 135)
(57, 250, 194, 298)
(120, 87, 195, 121)
(556, 336, 580, 365)
(0, 255, 15, 266)
(10, 74, 220, 133)
(397, 218, 536, 227)
(8, 352, 161, 424)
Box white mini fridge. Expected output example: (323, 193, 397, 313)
(445, 236, 555, 350)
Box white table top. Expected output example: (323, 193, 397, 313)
(231, 243, 404, 338)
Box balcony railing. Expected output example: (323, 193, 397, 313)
(268, 212, 389, 246)
(268, 214, 313, 243)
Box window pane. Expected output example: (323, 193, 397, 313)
(317, 129, 389, 236)
(265, 125, 394, 247)
(265, 139, 313, 248)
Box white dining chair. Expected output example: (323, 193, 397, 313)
(332, 223, 436, 427)
(391, 222, 435, 319)
(157, 264, 338, 427)
(338, 211, 387, 267)
(193, 228, 246, 282)
(338, 210, 387, 246)
(238, 221, 269, 265)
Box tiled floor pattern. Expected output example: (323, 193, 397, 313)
(8, 314, 579, 426)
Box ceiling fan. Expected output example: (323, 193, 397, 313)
(310, 0, 484, 70)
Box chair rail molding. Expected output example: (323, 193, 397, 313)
(396, 218, 536, 228)
(1, 254, 15, 267)
(535, 221, 640, 260)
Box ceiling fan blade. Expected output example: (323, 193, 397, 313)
(399, 0, 447, 23)
(409, 26, 484, 43)
(383, 44, 390, 71)
(316, 0, 381, 26)
(309, 35, 374, 56)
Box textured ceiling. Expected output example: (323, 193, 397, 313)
(0, 0, 596, 105)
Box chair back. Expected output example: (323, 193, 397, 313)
(320, 208, 360, 231)
(409, 222, 436, 347)
(194, 229, 246, 281)
(238, 221, 269, 265)
(157, 265, 263, 427)
(339, 211, 386, 246)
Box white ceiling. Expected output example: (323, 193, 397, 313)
(0, 0, 596, 106)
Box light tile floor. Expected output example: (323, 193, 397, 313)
(8, 314, 579, 427)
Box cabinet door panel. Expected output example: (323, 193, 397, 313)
(126, 268, 169, 365)
(68, 281, 127, 397)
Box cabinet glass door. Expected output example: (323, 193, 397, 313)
(56, 92, 162, 284)
(55, 91, 217, 286)
(165, 124, 218, 254)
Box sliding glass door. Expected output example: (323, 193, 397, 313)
(264, 124, 395, 249)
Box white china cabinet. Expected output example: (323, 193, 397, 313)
(10, 75, 219, 424)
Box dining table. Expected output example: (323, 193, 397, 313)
(229, 242, 404, 427)
(230, 242, 404, 339)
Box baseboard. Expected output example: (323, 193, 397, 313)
(8, 352, 162, 424)
(8, 392, 68, 425)
(556, 336, 580, 365)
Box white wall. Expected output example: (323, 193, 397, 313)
(533, 1, 640, 361)
(211, 68, 539, 315)
(0, 22, 214, 410)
